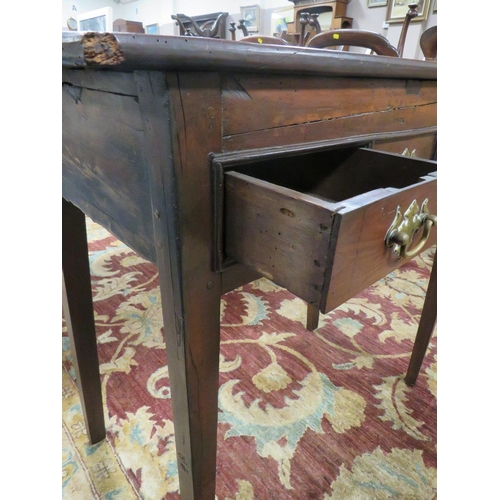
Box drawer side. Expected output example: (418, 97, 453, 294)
(62, 71, 155, 261)
(225, 172, 338, 306)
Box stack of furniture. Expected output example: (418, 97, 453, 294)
(281, 0, 352, 44)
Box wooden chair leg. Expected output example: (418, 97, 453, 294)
(306, 303, 320, 331)
(405, 252, 437, 386)
(62, 198, 106, 444)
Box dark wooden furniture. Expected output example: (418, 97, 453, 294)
(306, 2, 418, 57)
(62, 199, 106, 443)
(396, 2, 419, 57)
(281, 13, 353, 46)
(306, 29, 399, 56)
(220, 148, 436, 314)
(371, 131, 437, 160)
(405, 252, 436, 385)
(171, 12, 228, 38)
(420, 25, 437, 61)
(112, 18, 145, 34)
(289, 0, 349, 34)
(62, 32, 437, 500)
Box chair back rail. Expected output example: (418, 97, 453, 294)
(306, 29, 399, 57)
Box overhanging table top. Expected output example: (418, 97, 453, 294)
(62, 31, 437, 80)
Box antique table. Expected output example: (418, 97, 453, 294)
(62, 32, 437, 500)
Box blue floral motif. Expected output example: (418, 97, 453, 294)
(245, 294, 270, 326)
(62, 448, 78, 489)
(218, 372, 340, 454)
(84, 440, 104, 456)
(104, 490, 127, 499)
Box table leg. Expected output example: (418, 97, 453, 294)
(153, 259, 221, 499)
(136, 70, 222, 499)
(306, 304, 320, 331)
(405, 252, 437, 386)
(62, 198, 106, 444)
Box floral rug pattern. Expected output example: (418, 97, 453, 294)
(62, 219, 437, 499)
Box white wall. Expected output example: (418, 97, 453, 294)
(62, 0, 437, 59)
(62, 0, 175, 34)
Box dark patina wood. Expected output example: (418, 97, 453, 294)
(62, 69, 155, 262)
(134, 70, 223, 498)
(306, 29, 399, 56)
(62, 32, 437, 500)
(62, 32, 436, 78)
(420, 25, 437, 61)
(62, 198, 106, 444)
(372, 131, 437, 160)
(396, 2, 419, 57)
(220, 74, 436, 152)
(405, 252, 437, 386)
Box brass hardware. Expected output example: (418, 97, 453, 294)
(402, 147, 417, 157)
(385, 199, 436, 259)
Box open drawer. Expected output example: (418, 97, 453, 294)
(218, 146, 437, 313)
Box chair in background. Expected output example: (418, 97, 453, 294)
(171, 12, 228, 38)
(305, 2, 419, 56)
(396, 2, 419, 57)
(297, 12, 322, 47)
(420, 25, 437, 61)
(306, 29, 399, 57)
(229, 20, 248, 39)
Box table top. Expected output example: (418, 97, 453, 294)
(62, 31, 437, 80)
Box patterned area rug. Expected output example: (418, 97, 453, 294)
(62, 219, 437, 499)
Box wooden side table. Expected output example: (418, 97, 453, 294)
(62, 32, 437, 500)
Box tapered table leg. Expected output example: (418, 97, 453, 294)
(154, 261, 221, 499)
(306, 304, 320, 331)
(405, 252, 437, 386)
(62, 198, 106, 444)
(136, 70, 222, 499)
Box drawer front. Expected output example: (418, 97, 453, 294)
(372, 133, 437, 160)
(323, 176, 436, 312)
(223, 148, 437, 311)
(221, 74, 437, 153)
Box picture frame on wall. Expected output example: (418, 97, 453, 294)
(271, 7, 293, 35)
(240, 5, 260, 32)
(386, 0, 431, 23)
(77, 7, 113, 32)
(146, 23, 159, 34)
(368, 0, 388, 7)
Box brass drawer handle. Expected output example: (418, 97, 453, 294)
(385, 199, 437, 260)
(402, 147, 417, 157)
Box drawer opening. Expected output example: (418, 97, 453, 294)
(227, 146, 436, 203)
